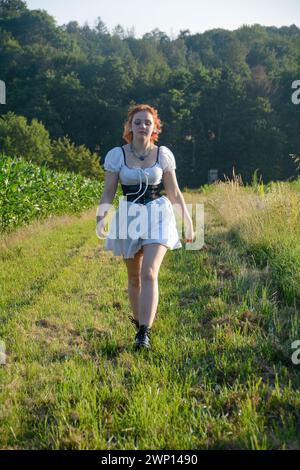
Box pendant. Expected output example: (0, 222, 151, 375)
(130, 143, 152, 162)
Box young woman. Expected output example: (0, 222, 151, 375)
(96, 104, 194, 350)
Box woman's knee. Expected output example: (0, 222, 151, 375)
(141, 267, 158, 283)
(125, 251, 143, 288)
(128, 273, 141, 288)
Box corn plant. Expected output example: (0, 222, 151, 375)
(0, 154, 104, 233)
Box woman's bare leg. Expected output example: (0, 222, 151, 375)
(139, 243, 168, 328)
(123, 248, 144, 321)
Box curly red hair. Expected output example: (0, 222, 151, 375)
(122, 103, 163, 144)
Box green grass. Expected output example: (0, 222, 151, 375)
(207, 178, 300, 307)
(290, 176, 300, 193)
(0, 190, 300, 449)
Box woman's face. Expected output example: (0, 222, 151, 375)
(131, 111, 155, 142)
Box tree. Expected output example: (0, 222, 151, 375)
(112, 24, 125, 39)
(94, 16, 109, 36)
(0, 9, 299, 187)
(0, 0, 27, 18)
(0, 112, 52, 165)
(50, 136, 104, 180)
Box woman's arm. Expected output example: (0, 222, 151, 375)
(96, 171, 119, 222)
(162, 170, 194, 242)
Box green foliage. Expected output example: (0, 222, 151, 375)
(198, 183, 217, 195)
(0, 111, 53, 165)
(0, 112, 104, 179)
(50, 136, 104, 180)
(250, 169, 265, 197)
(0, 154, 103, 233)
(246, 239, 300, 306)
(290, 177, 300, 192)
(0, 6, 300, 186)
(210, 178, 300, 307)
(290, 154, 300, 174)
(0, 0, 27, 18)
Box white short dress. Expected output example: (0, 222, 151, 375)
(101, 145, 182, 259)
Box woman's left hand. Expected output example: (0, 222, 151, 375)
(184, 222, 195, 244)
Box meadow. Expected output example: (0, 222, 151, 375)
(0, 173, 299, 449)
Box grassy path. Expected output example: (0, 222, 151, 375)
(0, 200, 299, 449)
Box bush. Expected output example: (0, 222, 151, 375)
(0, 112, 104, 180)
(0, 111, 53, 165)
(50, 136, 104, 180)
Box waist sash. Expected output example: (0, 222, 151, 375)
(121, 183, 163, 204)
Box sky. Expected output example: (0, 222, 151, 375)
(25, 0, 300, 38)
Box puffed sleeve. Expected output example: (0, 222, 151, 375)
(103, 147, 122, 172)
(160, 146, 177, 173)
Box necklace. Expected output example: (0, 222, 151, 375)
(130, 143, 153, 161)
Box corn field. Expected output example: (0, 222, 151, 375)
(0, 155, 104, 234)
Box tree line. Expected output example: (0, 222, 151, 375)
(1, 0, 300, 186)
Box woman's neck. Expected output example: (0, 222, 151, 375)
(131, 138, 152, 154)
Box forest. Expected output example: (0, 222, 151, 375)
(1, 0, 300, 186)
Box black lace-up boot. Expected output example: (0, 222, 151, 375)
(128, 315, 139, 331)
(135, 324, 151, 350)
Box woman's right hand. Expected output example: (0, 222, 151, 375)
(96, 218, 107, 239)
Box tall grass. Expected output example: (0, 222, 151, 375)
(207, 174, 300, 307)
(290, 176, 300, 193)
